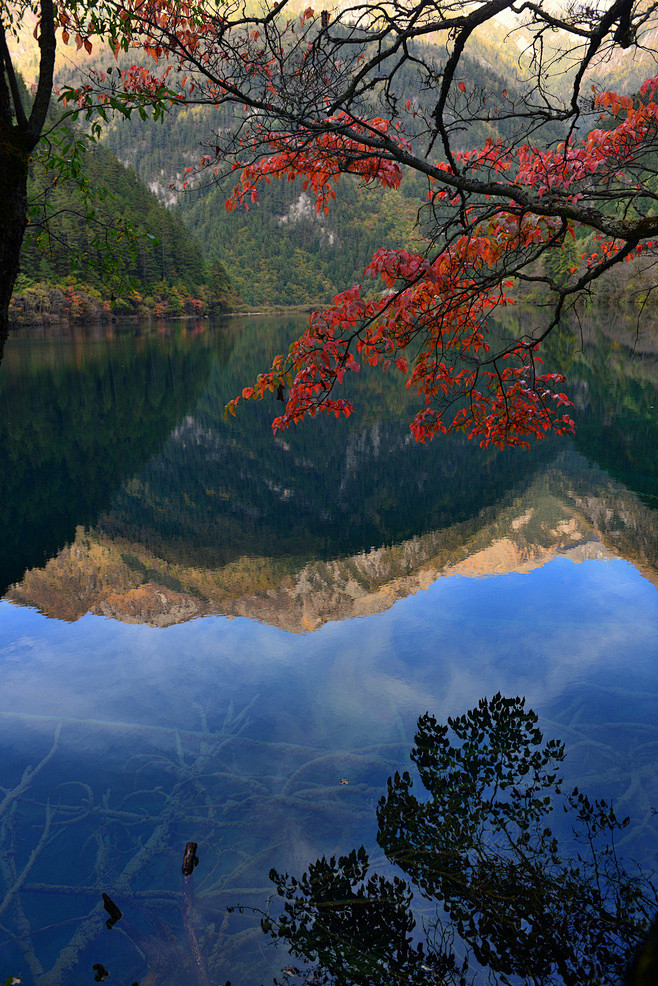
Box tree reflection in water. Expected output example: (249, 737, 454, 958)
(253, 695, 657, 986)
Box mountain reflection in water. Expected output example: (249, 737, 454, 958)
(0, 321, 231, 593)
(3, 315, 658, 628)
(0, 314, 656, 985)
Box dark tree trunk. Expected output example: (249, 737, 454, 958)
(0, 0, 55, 362)
(0, 126, 30, 360)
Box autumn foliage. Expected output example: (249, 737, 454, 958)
(211, 15, 658, 447)
(222, 80, 658, 447)
(227, 239, 575, 449)
(7, 0, 658, 444)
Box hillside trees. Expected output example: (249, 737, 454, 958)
(1, 4, 230, 347)
(5, 0, 658, 444)
(1, 1, 155, 350)
(20, 140, 207, 290)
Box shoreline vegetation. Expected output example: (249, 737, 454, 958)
(8, 278, 315, 327)
(10, 102, 658, 332)
(9, 260, 658, 329)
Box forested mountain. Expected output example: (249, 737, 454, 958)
(22, 142, 206, 289)
(16, 15, 656, 315)
(100, 101, 427, 307)
(97, 38, 531, 306)
(13, 98, 231, 323)
(97, 9, 640, 310)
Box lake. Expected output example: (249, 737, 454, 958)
(0, 314, 657, 985)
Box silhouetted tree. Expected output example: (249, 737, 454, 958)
(259, 695, 657, 986)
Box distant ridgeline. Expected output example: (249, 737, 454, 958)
(97, 39, 531, 308)
(14, 26, 658, 319)
(98, 105, 427, 309)
(12, 115, 232, 325)
(96, 32, 651, 311)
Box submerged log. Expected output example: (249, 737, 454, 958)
(101, 892, 122, 930)
(182, 841, 198, 877)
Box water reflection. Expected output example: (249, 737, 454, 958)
(0, 676, 409, 985)
(6, 449, 656, 631)
(3, 316, 658, 629)
(0, 315, 656, 984)
(0, 557, 656, 984)
(2, 689, 652, 984)
(258, 695, 657, 986)
(0, 320, 235, 594)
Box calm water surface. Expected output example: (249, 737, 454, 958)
(0, 316, 657, 984)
